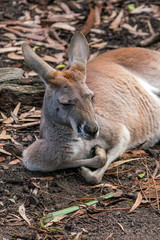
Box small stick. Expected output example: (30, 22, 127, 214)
(139, 33, 160, 47)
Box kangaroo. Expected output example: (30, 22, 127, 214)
(22, 32, 160, 184)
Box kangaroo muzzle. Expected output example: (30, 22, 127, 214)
(78, 122, 99, 140)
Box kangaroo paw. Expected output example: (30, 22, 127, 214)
(81, 166, 103, 184)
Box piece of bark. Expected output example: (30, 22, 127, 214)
(0, 67, 44, 112)
(0, 68, 23, 82)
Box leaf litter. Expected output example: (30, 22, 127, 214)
(1, 102, 159, 236)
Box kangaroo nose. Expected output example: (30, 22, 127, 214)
(83, 123, 99, 138)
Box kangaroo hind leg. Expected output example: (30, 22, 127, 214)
(23, 139, 60, 172)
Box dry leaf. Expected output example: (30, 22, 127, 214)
(19, 204, 31, 225)
(122, 23, 149, 36)
(3, 117, 14, 124)
(43, 55, 59, 63)
(142, 179, 160, 199)
(0, 148, 12, 156)
(0, 131, 21, 145)
(43, 14, 76, 23)
(11, 112, 18, 123)
(13, 102, 21, 117)
(0, 112, 7, 119)
(48, 5, 62, 12)
(0, 130, 6, 138)
(122, 23, 137, 32)
(103, 11, 117, 24)
(0, 157, 6, 162)
(122, 149, 148, 159)
(129, 192, 142, 213)
(107, 158, 140, 171)
(140, 33, 160, 47)
(144, 190, 160, 199)
(92, 42, 107, 49)
(11, 25, 42, 33)
(2, 26, 46, 41)
(3, 32, 16, 39)
(94, 5, 101, 26)
(70, 209, 86, 219)
(46, 215, 67, 225)
(11, 121, 40, 129)
(19, 118, 40, 122)
(81, 6, 95, 36)
(130, 5, 152, 14)
(110, 10, 123, 30)
(0, 20, 21, 25)
(9, 159, 21, 165)
(7, 52, 24, 60)
(27, 71, 38, 77)
(52, 22, 75, 31)
(31, 40, 65, 51)
(19, 107, 40, 120)
(60, 2, 72, 15)
(0, 47, 21, 54)
(91, 29, 105, 34)
(54, 52, 65, 62)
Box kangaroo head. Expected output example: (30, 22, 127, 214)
(22, 32, 99, 140)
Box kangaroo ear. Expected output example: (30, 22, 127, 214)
(69, 32, 89, 72)
(22, 43, 56, 85)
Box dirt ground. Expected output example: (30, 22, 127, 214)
(0, 0, 160, 239)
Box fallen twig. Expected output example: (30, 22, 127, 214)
(139, 33, 160, 47)
(152, 160, 160, 179)
(9, 121, 40, 129)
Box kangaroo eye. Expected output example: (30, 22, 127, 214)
(91, 95, 95, 103)
(60, 102, 71, 107)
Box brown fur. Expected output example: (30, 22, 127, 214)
(22, 32, 160, 184)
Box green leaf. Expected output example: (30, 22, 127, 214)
(56, 64, 66, 69)
(138, 173, 145, 179)
(128, 4, 135, 11)
(40, 192, 114, 230)
(33, 46, 41, 50)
